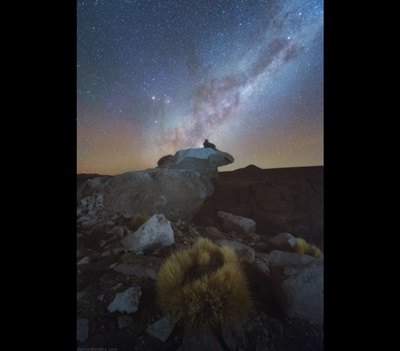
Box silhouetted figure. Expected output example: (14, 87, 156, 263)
(203, 139, 216, 149)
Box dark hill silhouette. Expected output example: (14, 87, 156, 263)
(194, 165, 323, 248)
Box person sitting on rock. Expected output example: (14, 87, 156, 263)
(203, 139, 216, 149)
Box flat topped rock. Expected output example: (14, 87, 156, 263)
(175, 148, 234, 165)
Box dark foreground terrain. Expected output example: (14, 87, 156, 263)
(77, 165, 323, 350)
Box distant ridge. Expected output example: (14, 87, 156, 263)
(77, 173, 110, 178)
(221, 164, 323, 177)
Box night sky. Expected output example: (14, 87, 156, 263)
(78, 0, 323, 175)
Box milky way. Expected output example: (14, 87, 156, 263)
(78, 0, 323, 175)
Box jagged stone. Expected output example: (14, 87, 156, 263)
(107, 287, 142, 314)
(146, 315, 176, 342)
(121, 214, 174, 253)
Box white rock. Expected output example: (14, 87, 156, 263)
(288, 237, 298, 248)
(175, 147, 234, 165)
(107, 287, 142, 314)
(121, 214, 174, 253)
(146, 315, 176, 342)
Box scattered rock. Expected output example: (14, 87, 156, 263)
(77, 291, 87, 300)
(101, 249, 112, 257)
(217, 211, 256, 235)
(107, 286, 142, 314)
(268, 250, 316, 268)
(270, 232, 297, 250)
(216, 239, 255, 263)
(77, 318, 89, 343)
(146, 315, 176, 342)
(80, 218, 97, 228)
(121, 214, 174, 253)
(112, 282, 123, 291)
(77, 256, 90, 265)
(204, 226, 225, 240)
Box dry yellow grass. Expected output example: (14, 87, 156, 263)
(294, 238, 322, 258)
(157, 238, 253, 329)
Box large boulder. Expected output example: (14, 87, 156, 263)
(121, 214, 174, 253)
(77, 148, 234, 224)
(281, 260, 323, 325)
(158, 148, 234, 195)
(102, 168, 211, 221)
(267, 250, 317, 268)
(266, 250, 323, 325)
(159, 148, 234, 177)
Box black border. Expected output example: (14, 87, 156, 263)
(15, 0, 357, 349)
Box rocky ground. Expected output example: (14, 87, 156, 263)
(77, 215, 323, 350)
(77, 148, 323, 350)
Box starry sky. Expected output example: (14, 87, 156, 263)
(78, 0, 323, 175)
